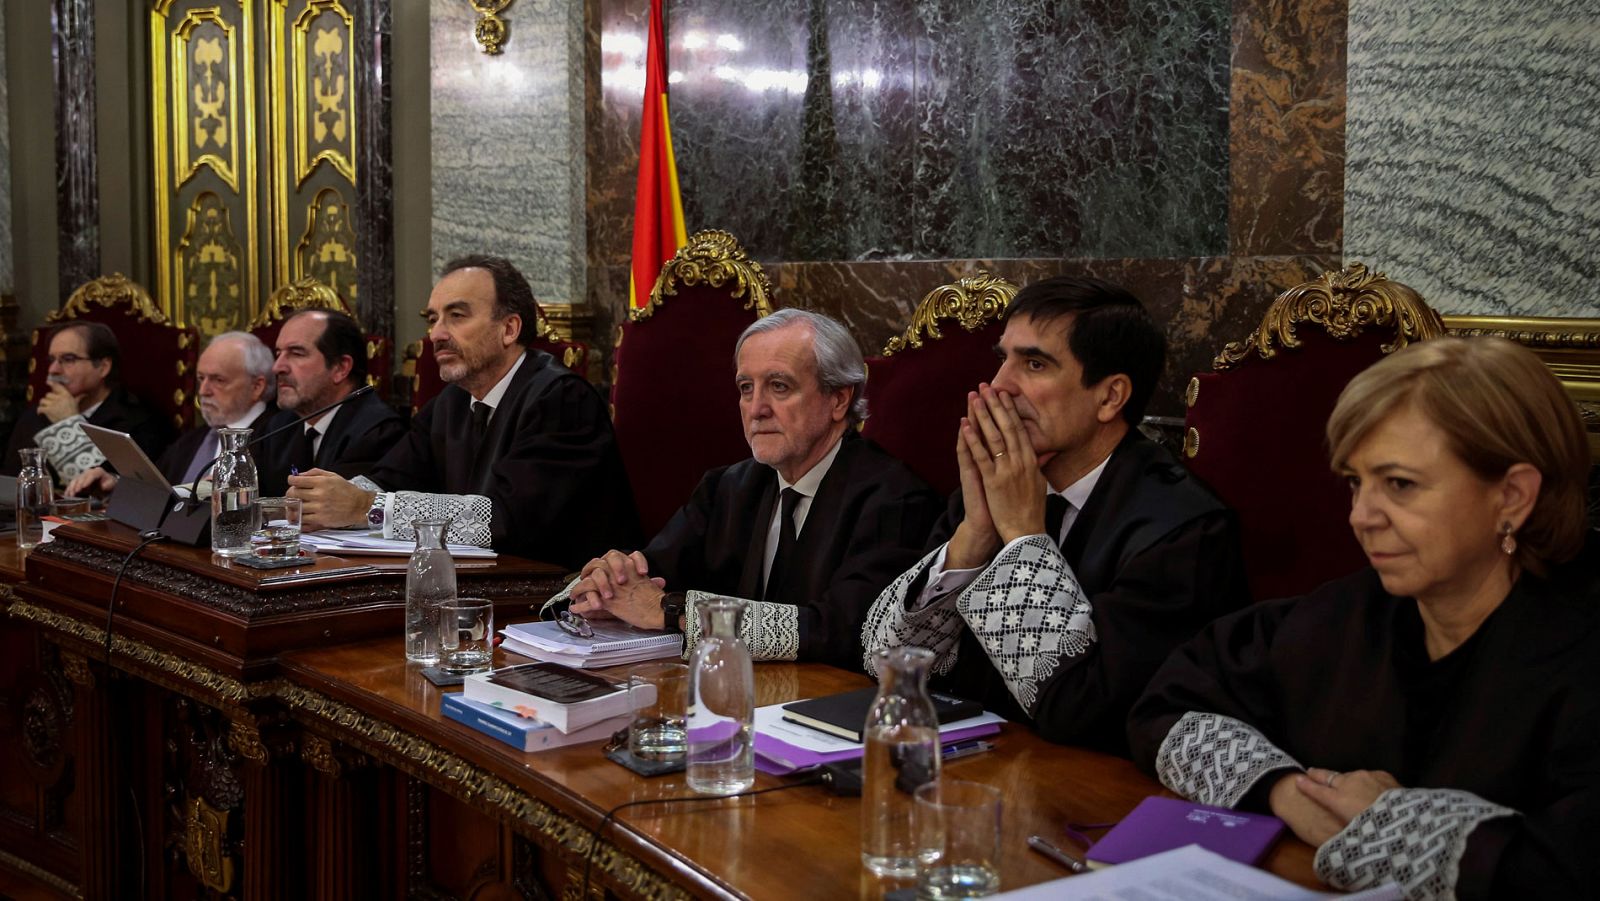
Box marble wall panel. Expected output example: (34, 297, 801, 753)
(431, 0, 587, 306)
(1346, 0, 1600, 317)
(53, 0, 97, 301)
(0, 4, 13, 295)
(1229, 0, 1346, 257)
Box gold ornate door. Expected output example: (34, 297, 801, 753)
(151, 0, 363, 340)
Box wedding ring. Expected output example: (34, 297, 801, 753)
(992, 452, 1006, 459)
(1324, 771, 1340, 788)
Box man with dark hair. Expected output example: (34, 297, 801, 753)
(258, 308, 405, 496)
(543, 309, 943, 668)
(288, 256, 640, 568)
(862, 275, 1248, 753)
(3, 322, 173, 483)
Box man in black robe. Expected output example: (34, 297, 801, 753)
(861, 276, 1247, 753)
(67, 331, 277, 495)
(256, 308, 405, 497)
(288, 255, 639, 569)
(3, 321, 174, 484)
(547, 309, 943, 668)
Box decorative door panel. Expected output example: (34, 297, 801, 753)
(151, 0, 366, 340)
(272, 0, 360, 309)
(151, 1, 261, 339)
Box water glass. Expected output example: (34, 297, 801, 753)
(438, 598, 494, 674)
(52, 496, 91, 518)
(914, 779, 1002, 899)
(250, 497, 303, 558)
(627, 662, 689, 762)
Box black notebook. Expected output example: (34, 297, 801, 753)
(781, 686, 982, 743)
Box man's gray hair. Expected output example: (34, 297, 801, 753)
(734, 308, 868, 424)
(208, 331, 277, 402)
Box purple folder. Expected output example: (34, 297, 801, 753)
(753, 721, 1001, 775)
(1085, 796, 1286, 867)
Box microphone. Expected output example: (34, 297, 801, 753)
(180, 384, 376, 505)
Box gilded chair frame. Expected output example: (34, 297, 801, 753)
(880, 270, 1018, 356)
(634, 228, 775, 323)
(1443, 315, 1600, 460)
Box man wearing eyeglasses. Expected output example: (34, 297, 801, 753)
(3, 322, 174, 484)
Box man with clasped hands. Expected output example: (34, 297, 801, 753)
(545, 309, 943, 668)
(288, 255, 639, 569)
(861, 276, 1248, 752)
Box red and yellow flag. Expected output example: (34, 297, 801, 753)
(629, 0, 687, 311)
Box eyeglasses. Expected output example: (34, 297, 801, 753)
(556, 609, 595, 639)
(46, 353, 92, 366)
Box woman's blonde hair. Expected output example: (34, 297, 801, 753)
(1327, 336, 1590, 573)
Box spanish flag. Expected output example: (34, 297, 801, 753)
(629, 0, 687, 311)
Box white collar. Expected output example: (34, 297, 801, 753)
(1054, 450, 1112, 511)
(81, 399, 104, 420)
(776, 434, 845, 498)
(473, 351, 528, 411)
(228, 400, 268, 431)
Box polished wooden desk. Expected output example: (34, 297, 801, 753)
(1, 527, 1317, 899)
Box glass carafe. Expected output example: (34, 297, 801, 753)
(861, 646, 941, 876)
(405, 517, 457, 664)
(15, 448, 53, 550)
(209, 427, 259, 557)
(687, 596, 754, 794)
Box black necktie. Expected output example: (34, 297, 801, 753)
(1045, 493, 1070, 548)
(763, 488, 804, 604)
(470, 401, 492, 441)
(287, 425, 316, 472)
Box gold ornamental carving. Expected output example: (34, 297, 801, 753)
(293, 1, 356, 186)
(641, 229, 775, 322)
(184, 796, 236, 893)
(470, 0, 514, 55)
(227, 719, 269, 765)
(295, 188, 358, 304)
(250, 275, 351, 329)
(882, 270, 1018, 356)
(172, 10, 242, 192)
(50, 274, 169, 325)
(1443, 314, 1600, 461)
(177, 192, 249, 338)
(1212, 262, 1445, 371)
(61, 649, 94, 689)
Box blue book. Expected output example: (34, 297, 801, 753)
(441, 693, 627, 752)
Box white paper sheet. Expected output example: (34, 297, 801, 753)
(996, 845, 1402, 900)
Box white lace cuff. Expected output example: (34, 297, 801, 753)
(1315, 787, 1516, 899)
(862, 545, 968, 677)
(1155, 711, 1303, 808)
(35, 414, 105, 483)
(682, 593, 798, 662)
(386, 491, 494, 547)
(954, 534, 1095, 711)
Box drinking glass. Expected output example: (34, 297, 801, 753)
(914, 779, 1002, 899)
(628, 662, 688, 761)
(438, 598, 494, 674)
(250, 497, 303, 558)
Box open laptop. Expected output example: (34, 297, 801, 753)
(82, 423, 177, 494)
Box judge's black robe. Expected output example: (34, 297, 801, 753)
(365, 349, 640, 570)
(254, 390, 406, 496)
(155, 404, 278, 486)
(863, 429, 1248, 754)
(3, 385, 175, 480)
(1128, 558, 1600, 898)
(641, 431, 943, 668)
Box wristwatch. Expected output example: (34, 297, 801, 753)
(659, 592, 687, 634)
(366, 492, 386, 530)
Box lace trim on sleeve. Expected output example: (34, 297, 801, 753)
(1315, 787, 1516, 899)
(680, 592, 797, 662)
(387, 491, 494, 547)
(35, 415, 105, 483)
(1155, 711, 1303, 808)
(953, 535, 1095, 711)
(860, 546, 967, 678)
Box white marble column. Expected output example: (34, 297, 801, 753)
(430, 0, 587, 307)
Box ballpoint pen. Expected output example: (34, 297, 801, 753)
(941, 739, 996, 761)
(1027, 835, 1088, 873)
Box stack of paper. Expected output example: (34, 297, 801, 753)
(301, 529, 497, 558)
(753, 703, 1005, 774)
(499, 619, 683, 668)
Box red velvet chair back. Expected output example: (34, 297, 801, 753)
(1183, 263, 1446, 602)
(248, 277, 394, 401)
(861, 272, 1018, 496)
(28, 274, 201, 432)
(612, 229, 774, 537)
(404, 305, 590, 417)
